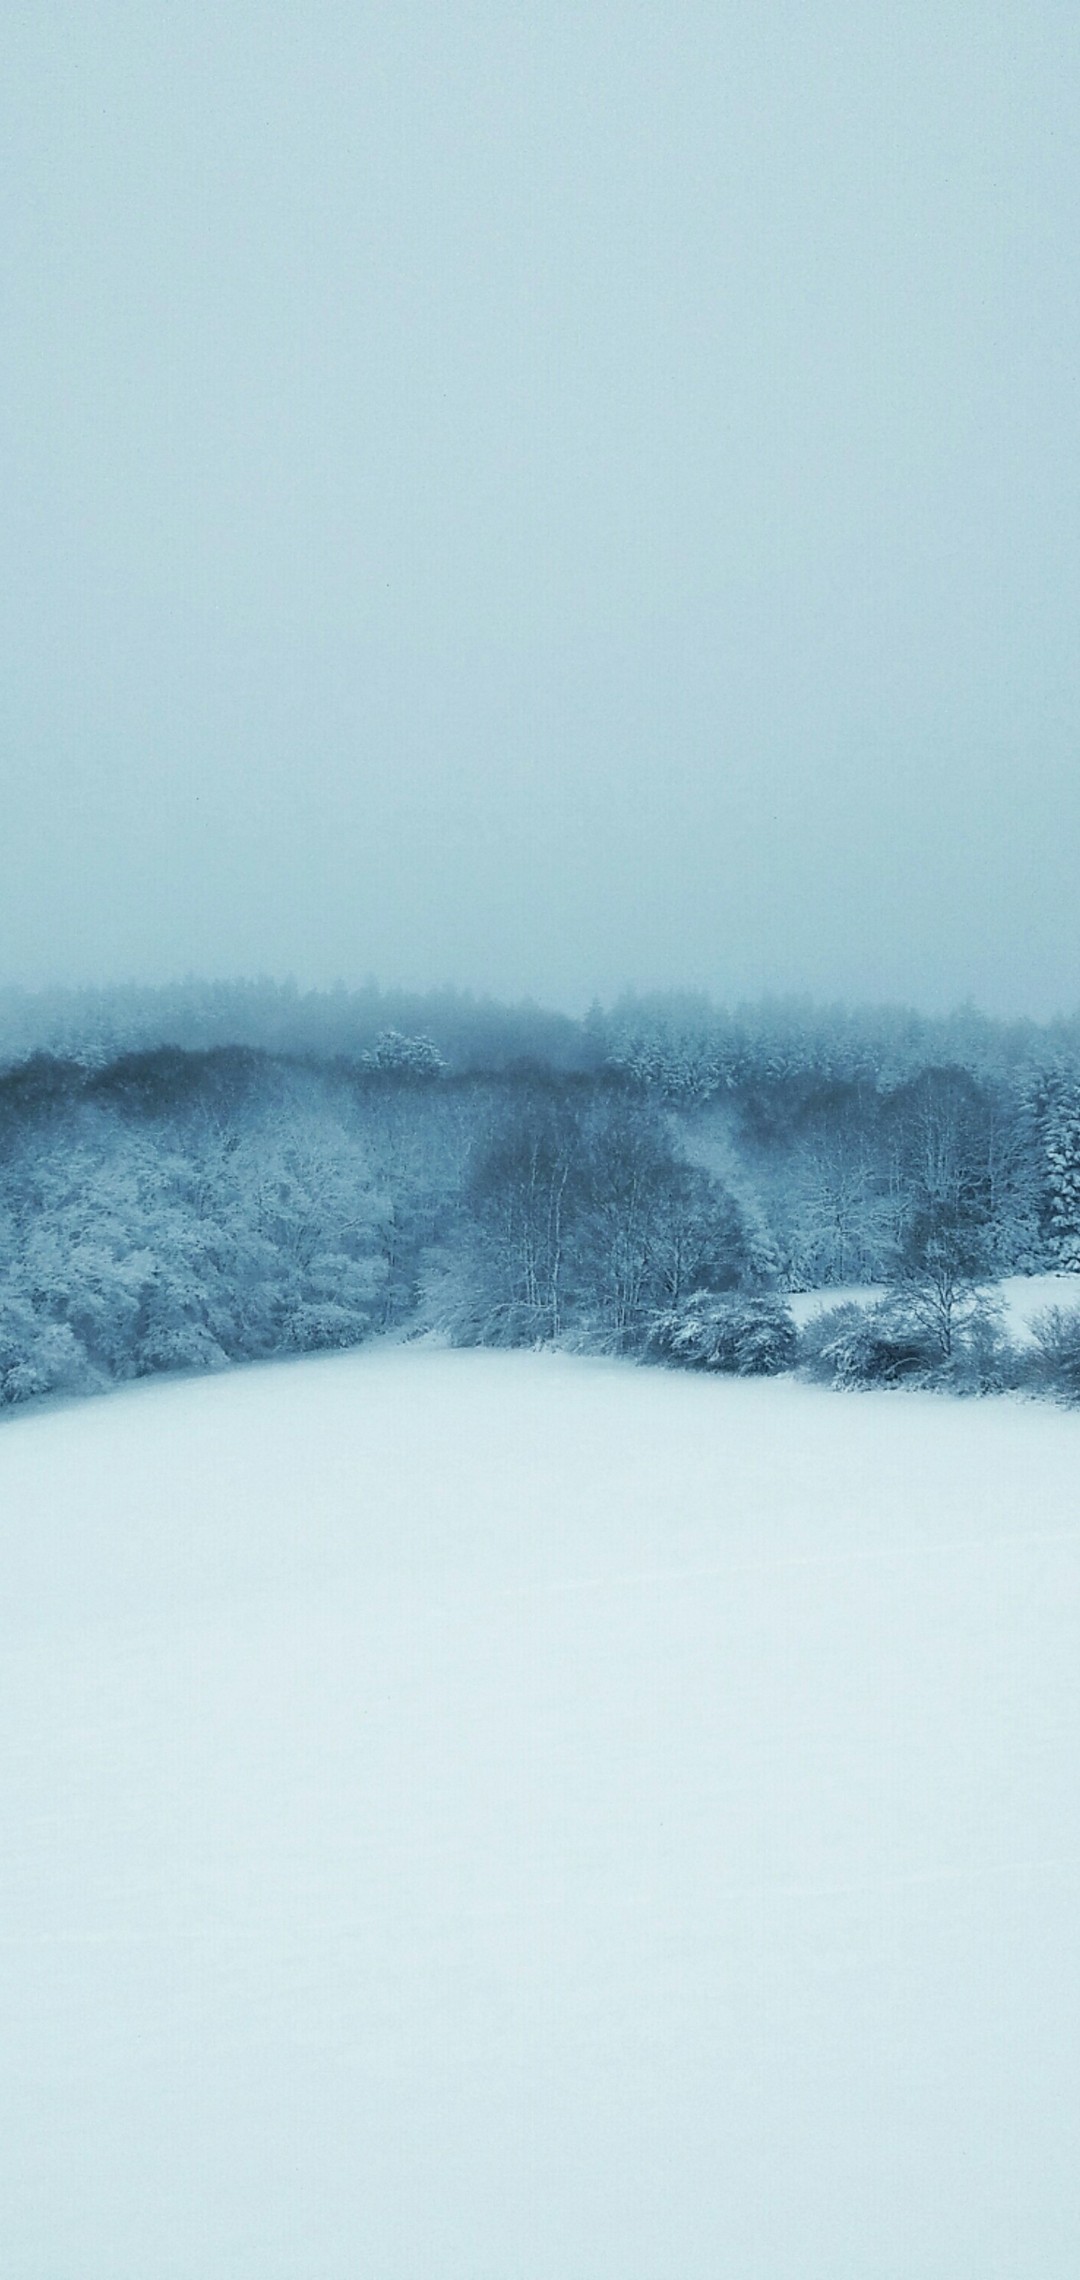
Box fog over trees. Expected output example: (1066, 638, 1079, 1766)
(3, 980, 1080, 1411)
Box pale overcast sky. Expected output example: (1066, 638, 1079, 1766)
(2, 2, 1079, 1014)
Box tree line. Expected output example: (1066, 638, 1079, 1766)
(1, 1002, 1080, 1411)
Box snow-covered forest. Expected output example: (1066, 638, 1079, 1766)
(4, 982, 1080, 1411)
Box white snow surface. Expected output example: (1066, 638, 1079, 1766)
(3, 1346, 1080, 2278)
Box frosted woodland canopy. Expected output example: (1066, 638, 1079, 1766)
(3, 982, 1080, 1409)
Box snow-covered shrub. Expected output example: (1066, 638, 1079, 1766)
(133, 1320, 228, 1376)
(0, 1296, 94, 1406)
(648, 1292, 796, 1375)
(799, 1294, 1019, 1394)
(409, 1238, 538, 1348)
(797, 1300, 934, 1388)
(941, 1298, 1020, 1395)
(1026, 1306, 1080, 1401)
(279, 1300, 376, 1353)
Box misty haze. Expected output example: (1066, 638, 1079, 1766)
(4, 4, 1080, 2276)
(3, 3, 1080, 1014)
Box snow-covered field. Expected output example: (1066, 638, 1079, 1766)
(3, 1349, 1080, 2279)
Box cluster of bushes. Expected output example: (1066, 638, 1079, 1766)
(645, 1283, 1080, 1403)
(794, 1292, 1080, 1402)
(1024, 1305, 1080, 1400)
(796, 1295, 1007, 1393)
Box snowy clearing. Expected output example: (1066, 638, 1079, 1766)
(3, 1347, 1080, 2278)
